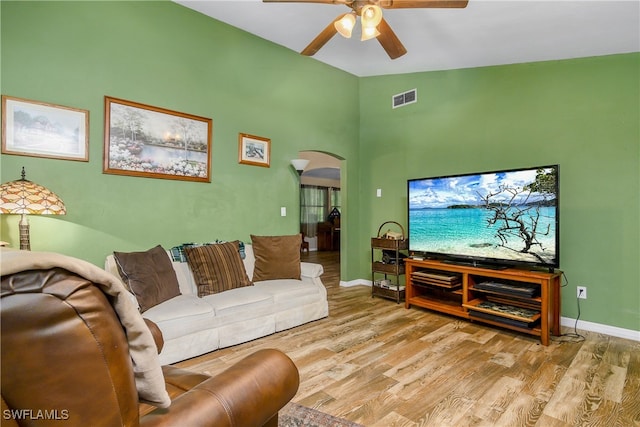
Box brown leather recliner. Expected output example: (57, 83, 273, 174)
(1, 267, 299, 427)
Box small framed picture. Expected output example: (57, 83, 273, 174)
(103, 96, 212, 182)
(1, 95, 89, 161)
(238, 133, 270, 168)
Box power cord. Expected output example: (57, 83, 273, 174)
(552, 272, 586, 343)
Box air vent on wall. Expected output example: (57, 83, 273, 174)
(392, 88, 417, 109)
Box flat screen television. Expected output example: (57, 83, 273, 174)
(407, 165, 559, 271)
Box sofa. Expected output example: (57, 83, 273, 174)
(105, 236, 329, 365)
(1, 253, 299, 427)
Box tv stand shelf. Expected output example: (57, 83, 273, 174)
(404, 259, 561, 345)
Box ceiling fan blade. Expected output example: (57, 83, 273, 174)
(301, 15, 345, 56)
(378, 0, 468, 8)
(376, 18, 407, 59)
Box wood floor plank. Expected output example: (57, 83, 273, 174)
(174, 250, 640, 426)
(619, 375, 640, 427)
(419, 391, 477, 427)
(471, 375, 525, 422)
(346, 392, 412, 426)
(479, 393, 546, 427)
(370, 410, 416, 427)
(542, 338, 611, 424)
(520, 360, 567, 403)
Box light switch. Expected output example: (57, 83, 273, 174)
(281, 207, 287, 217)
(376, 188, 382, 198)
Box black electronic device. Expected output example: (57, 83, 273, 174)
(382, 250, 408, 264)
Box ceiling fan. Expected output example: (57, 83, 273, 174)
(263, 0, 469, 60)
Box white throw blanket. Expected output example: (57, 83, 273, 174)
(0, 248, 171, 408)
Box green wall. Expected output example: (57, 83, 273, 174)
(358, 54, 639, 331)
(1, 2, 638, 332)
(0, 1, 360, 278)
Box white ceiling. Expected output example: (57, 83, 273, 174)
(174, 0, 639, 77)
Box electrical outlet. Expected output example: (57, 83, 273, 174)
(577, 286, 587, 299)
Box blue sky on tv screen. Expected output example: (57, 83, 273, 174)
(409, 168, 556, 210)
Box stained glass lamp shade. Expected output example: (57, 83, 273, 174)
(0, 168, 66, 250)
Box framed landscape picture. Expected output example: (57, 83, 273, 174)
(103, 96, 212, 182)
(1, 95, 89, 161)
(238, 133, 270, 167)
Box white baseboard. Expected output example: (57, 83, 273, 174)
(340, 279, 371, 288)
(339, 279, 639, 342)
(561, 317, 640, 342)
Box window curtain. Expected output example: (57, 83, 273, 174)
(331, 188, 341, 212)
(300, 185, 327, 238)
(300, 186, 341, 237)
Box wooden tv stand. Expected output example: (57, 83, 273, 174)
(404, 258, 561, 345)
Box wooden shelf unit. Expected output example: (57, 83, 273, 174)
(371, 237, 408, 304)
(404, 258, 561, 345)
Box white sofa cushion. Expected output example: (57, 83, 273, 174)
(143, 295, 214, 340)
(243, 245, 256, 279)
(202, 286, 273, 317)
(171, 260, 197, 296)
(254, 279, 323, 302)
(144, 295, 213, 322)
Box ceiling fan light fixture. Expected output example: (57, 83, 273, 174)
(361, 24, 381, 41)
(361, 5, 383, 27)
(334, 12, 356, 38)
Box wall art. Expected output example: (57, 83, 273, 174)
(104, 96, 212, 182)
(1, 95, 89, 161)
(238, 133, 270, 167)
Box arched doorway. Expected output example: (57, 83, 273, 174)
(296, 151, 342, 254)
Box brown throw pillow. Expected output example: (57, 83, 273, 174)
(185, 241, 252, 297)
(113, 245, 181, 312)
(250, 234, 302, 282)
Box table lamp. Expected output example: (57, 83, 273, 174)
(0, 167, 66, 250)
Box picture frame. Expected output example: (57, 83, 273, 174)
(238, 133, 270, 167)
(103, 96, 212, 182)
(1, 95, 89, 161)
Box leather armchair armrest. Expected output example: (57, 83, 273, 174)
(140, 349, 299, 427)
(143, 318, 164, 354)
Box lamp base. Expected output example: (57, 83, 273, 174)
(19, 214, 30, 251)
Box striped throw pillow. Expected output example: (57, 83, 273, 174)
(185, 241, 252, 297)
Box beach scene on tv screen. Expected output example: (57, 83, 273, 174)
(409, 167, 557, 266)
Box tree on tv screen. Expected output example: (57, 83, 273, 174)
(478, 168, 556, 261)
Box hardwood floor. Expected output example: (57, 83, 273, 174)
(177, 251, 640, 426)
